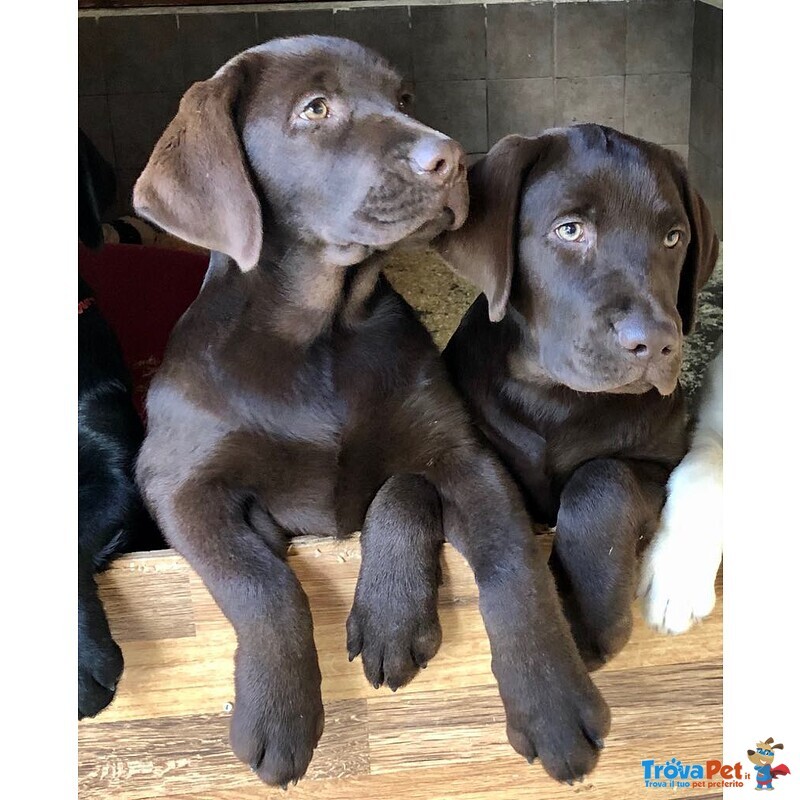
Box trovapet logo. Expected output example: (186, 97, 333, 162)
(641, 757, 746, 790)
(642, 738, 792, 791)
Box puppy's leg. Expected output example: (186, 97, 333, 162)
(347, 474, 443, 691)
(551, 459, 666, 669)
(78, 554, 124, 719)
(161, 481, 324, 788)
(427, 446, 610, 785)
(638, 435, 722, 633)
(639, 350, 723, 633)
(78, 450, 132, 719)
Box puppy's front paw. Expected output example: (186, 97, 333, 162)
(638, 458, 722, 634)
(639, 539, 718, 634)
(500, 659, 610, 783)
(78, 635, 123, 720)
(230, 655, 324, 787)
(346, 582, 441, 691)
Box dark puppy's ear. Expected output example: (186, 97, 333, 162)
(435, 135, 551, 322)
(672, 157, 720, 334)
(133, 59, 262, 271)
(79, 129, 116, 249)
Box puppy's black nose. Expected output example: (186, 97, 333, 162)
(409, 137, 465, 182)
(614, 314, 679, 360)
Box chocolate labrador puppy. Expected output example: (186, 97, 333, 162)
(133, 39, 608, 787)
(437, 125, 719, 669)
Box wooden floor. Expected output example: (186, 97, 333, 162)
(79, 535, 722, 800)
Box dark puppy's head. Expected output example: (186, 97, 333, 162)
(439, 125, 719, 396)
(79, 128, 116, 249)
(134, 36, 468, 270)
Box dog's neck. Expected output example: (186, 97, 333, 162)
(208, 245, 385, 344)
(503, 305, 560, 390)
(269, 247, 384, 342)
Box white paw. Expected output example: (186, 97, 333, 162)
(638, 451, 722, 635)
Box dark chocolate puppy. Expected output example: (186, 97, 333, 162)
(437, 125, 718, 668)
(133, 40, 609, 788)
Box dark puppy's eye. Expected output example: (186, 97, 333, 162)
(555, 222, 585, 243)
(664, 229, 682, 247)
(300, 98, 330, 121)
(398, 92, 414, 112)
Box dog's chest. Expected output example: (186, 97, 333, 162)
(234, 331, 419, 536)
(492, 385, 682, 522)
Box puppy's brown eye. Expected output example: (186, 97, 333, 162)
(399, 93, 414, 111)
(664, 229, 682, 247)
(555, 222, 585, 242)
(300, 98, 329, 121)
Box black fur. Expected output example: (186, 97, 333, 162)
(78, 129, 160, 719)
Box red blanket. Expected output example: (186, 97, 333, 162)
(78, 243, 209, 419)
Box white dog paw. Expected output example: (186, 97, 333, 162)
(639, 546, 718, 634)
(638, 453, 722, 635)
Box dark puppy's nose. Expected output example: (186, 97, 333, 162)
(614, 314, 679, 360)
(409, 137, 465, 183)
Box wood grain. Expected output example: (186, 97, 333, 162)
(79, 535, 723, 799)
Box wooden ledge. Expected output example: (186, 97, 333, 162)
(79, 534, 723, 799)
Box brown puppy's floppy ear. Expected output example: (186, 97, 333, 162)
(133, 60, 262, 270)
(436, 134, 551, 322)
(673, 161, 720, 334)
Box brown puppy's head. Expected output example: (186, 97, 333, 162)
(134, 36, 468, 270)
(748, 738, 784, 766)
(438, 125, 718, 396)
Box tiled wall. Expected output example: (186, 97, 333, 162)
(689, 0, 723, 236)
(79, 1, 707, 219)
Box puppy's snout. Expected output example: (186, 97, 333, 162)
(409, 137, 465, 183)
(614, 314, 679, 361)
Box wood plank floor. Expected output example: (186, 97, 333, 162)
(79, 535, 722, 800)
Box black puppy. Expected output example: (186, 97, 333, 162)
(78, 130, 155, 718)
(438, 125, 719, 668)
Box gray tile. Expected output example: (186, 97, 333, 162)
(413, 80, 487, 154)
(689, 76, 722, 167)
(79, 95, 115, 167)
(688, 146, 722, 238)
(79, 17, 105, 96)
(108, 92, 180, 172)
(555, 76, 624, 129)
(627, 0, 694, 75)
(555, 2, 625, 77)
(178, 12, 260, 85)
(334, 7, 411, 77)
(411, 5, 486, 81)
(487, 3, 553, 79)
(693, 0, 723, 88)
(100, 14, 184, 94)
(625, 72, 691, 144)
(257, 9, 335, 40)
(488, 79, 555, 146)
